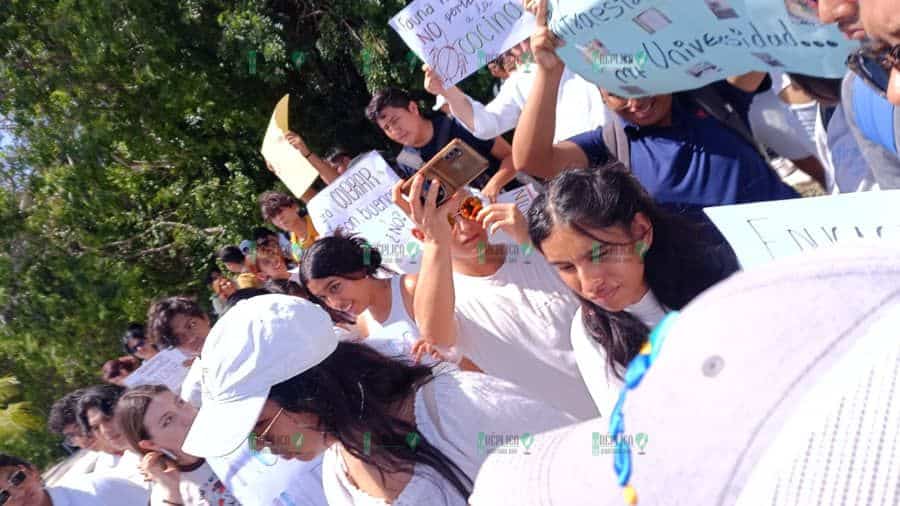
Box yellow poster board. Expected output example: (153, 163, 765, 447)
(260, 95, 319, 198)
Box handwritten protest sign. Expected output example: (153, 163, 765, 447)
(390, 0, 536, 86)
(261, 95, 320, 198)
(704, 190, 900, 269)
(306, 151, 423, 272)
(548, 0, 857, 97)
(122, 348, 190, 393)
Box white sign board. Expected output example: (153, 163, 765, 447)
(704, 190, 900, 269)
(390, 0, 536, 86)
(306, 151, 423, 273)
(261, 95, 320, 199)
(490, 183, 539, 246)
(122, 348, 191, 393)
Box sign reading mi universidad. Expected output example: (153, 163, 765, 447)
(592, 432, 650, 456)
(548, 0, 856, 97)
(390, 0, 536, 86)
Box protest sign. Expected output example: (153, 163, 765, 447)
(122, 348, 190, 393)
(389, 0, 536, 86)
(306, 151, 423, 272)
(704, 190, 900, 269)
(548, 0, 857, 97)
(261, 94, 320, 198)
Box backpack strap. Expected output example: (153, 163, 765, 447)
(687, 84, 771, 162)
(435, 115, 455, 151)
(601, 117, 631, 169)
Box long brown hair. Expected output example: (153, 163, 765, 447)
(114, 384, 169, 454)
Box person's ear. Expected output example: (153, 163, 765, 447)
(408, 100, 420, 116)
(411, 228, 425, 242)
(631, 212, 653, 254)
(137, 440, 158, 452)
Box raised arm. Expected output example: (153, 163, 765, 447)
(285, 131, 341, 184)
(391, 177, 458, 348)
(512, 0, 590, 177)
(424, 64, 476, 130)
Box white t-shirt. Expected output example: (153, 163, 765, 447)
(180, 358, 203, 407)
(149, 460, 240, 506)
(463, 65, 608, 143)
(816, 103, 879, 193)
(48, 476, 150, 506)
(90, 451, 151, 490)
(748, 72, 817, 161)
(320, 370, 575, 505)
(452, 250, 597, 420)
(569, 291, 666, 417)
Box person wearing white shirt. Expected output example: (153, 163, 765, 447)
(299, 233, 475, 369)
(526, 166, 737, 416)
(392, 179, 597, 420)
(0, 454, 149, 506)
(422, 45, 608, 144)
(115, 385, 241, 506)
(180, 295, 575, 506)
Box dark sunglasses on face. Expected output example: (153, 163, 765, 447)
(0, 469, 27, 505)
(847, 43, 900, 97)
(122, 337, 145, 355)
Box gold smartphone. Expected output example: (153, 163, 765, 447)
(401, 139, 490, 207)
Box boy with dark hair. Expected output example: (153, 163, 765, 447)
(258, 191, 319, 262)
(76, 384, 128, 454)
(145, 296, 210, 356)
(216, 245, 246, 274)
(365, 87, 519, 201)
(48, 389, 96, 451)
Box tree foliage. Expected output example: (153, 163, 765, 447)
(0, 0, 495, 467)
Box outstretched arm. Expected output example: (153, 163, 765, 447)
(512, 0, 591, 177)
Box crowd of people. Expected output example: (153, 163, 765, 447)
(4, 0, 900, 505)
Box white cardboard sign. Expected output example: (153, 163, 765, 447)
(122, 348, 191, 393)
(704, 190, 900, 269)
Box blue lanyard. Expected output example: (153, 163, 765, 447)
(609, 311, 680, 505)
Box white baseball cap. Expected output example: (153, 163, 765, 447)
(181, 294, 338, 457)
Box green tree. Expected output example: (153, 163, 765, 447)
(0, 0, 495, 467)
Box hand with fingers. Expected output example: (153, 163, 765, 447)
(284, 131, 311, 157)
(422, 64, 446, 97)
(410, 338, 446, 364)
(530, 0, 565, 72)
(476, 203, 530, 245)
(139, 451, 181, 493)
(391, 175, 458, 244)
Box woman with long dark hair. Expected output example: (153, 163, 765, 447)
(299, 232, 472, 367)
(527, 165, 739, 414)
(180, 295, 574, 506)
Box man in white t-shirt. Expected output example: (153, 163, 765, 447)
(423, 46, 608, 143)
(397, 183, 597, 420)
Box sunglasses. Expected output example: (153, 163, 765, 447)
(847, 43, 900, 97)
(0, 470, 27, 505)
(446, 196, 484, 228)
(122, 337, 146, 355)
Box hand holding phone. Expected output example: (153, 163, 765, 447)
(400, 139, 489, 207)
